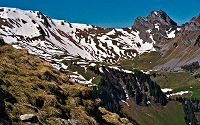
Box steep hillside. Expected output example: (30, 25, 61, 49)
(58, 60, 187, 125)
(0, 43, 135, 125)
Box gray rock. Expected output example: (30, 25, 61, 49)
(132, 10, 178, 44)
(147, 10, 177, 26)
(68, 119, 79, 125)
(183, 14, 200, 31)
(20, 114, 38, 122)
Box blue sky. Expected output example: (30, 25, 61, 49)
(1, 0, 200, 28)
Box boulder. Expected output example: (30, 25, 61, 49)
(20, 114, 38, 122)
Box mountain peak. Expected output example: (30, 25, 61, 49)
(133, 10, 177, 31)
(147, 10, 177, 26)
(150, 10, 167, 16)
(150, 10, 167, 17)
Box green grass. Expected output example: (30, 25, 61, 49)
(82, 70, 93, 81)
(118, 59, 134, 70)
(191, 90, 200, 99)
(122, 101, 186, 125)
(151, 71, 200, 99)
(152, 72, 200, 89)
(116, 51, 162, 71)
(65, 62, 103, 85)
(132, 51, 162, 70)
(173, 84, 200, 93)
(92, 76, 102, 85)
(67, 64, 92, 80)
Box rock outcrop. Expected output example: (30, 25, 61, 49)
(20, 114, 38, 122)
(133, 10, 178, 43)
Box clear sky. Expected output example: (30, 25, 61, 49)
(1, 0, 200, 28)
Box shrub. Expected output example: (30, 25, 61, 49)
(0, 38, 5, 46)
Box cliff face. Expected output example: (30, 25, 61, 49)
(152, 14, 200, 71)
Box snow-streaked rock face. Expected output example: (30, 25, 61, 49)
(0, 7, 158, 63)
(133, 10, 179, 44)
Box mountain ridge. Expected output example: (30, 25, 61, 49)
(0, 7, 178, 66)
(2, 7, 200, 72)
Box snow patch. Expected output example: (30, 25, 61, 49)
(154, 11, 158, 16)
(167, 30, 176, 38)
(89, 63, 96, 67)
(170, 91, 190, 96)
(161, 88, 173, 93)
(154, 23, 160, 30)
(121, 100, 129, 106)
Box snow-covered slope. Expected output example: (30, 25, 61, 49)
(0, 7, 158, 63)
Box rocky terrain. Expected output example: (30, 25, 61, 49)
(152, 12, 200, 71)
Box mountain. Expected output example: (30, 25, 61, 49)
(0, 7, 189, 72)
(154, 14, 200, 71)
(1, 7, 200, 125)
(133, 10, 179, 43)
(0, 8, 180, 66)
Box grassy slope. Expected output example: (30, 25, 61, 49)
(0, 45, 95, 124)
(151, 72, 200, 88)
(122, 101, 186, 125)
(118, 51, 162, 71)
(66, 64, 102, 85)
(0, 45, 132, 125)
(151, 71, 200, 99)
